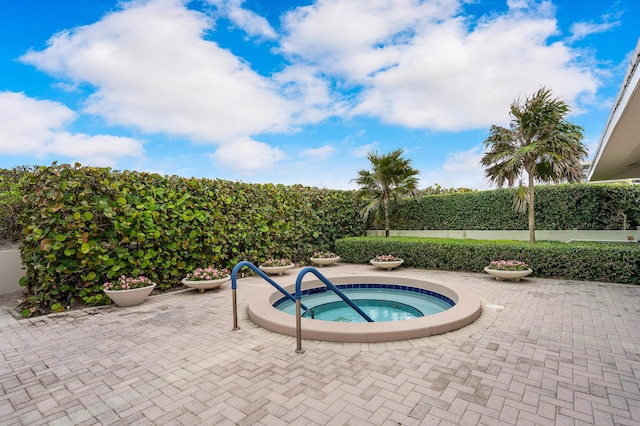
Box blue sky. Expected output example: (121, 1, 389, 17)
(1, 0, 638, 190)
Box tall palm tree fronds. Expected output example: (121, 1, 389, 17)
(353, 149, 420, 237)
(481, 87, 588, 243)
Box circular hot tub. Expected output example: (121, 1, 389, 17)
(247, 275, 482, 343)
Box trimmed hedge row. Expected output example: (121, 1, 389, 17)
(335, 237, 640, 284)
(19, 164, 363, 315)
(0, 166, 33, 241)
(13, 163, 640, 315)
(388, 184, 640, 231)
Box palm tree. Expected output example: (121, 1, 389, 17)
(480, 87, 588, 243)
(353, 149, 420, 237)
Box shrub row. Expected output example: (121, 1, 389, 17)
(388, 184, 640, 231)
(19, 163, 363, 315)
(0, 166, 33, 241)
(336, 237, 640, 284)
(13, 163, 640, 315)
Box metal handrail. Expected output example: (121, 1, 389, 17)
(230, 261, 307, 331)
(294, 266, 374, 353)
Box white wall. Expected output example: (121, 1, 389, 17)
(365, 230, 640, 242)
(0, 250, 24, 295)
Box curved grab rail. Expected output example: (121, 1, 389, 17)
(294, 267, 374, 322)
(230, 261, 307, 331)
(294, 266, 374, 353)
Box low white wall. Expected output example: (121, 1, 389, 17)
(0, 250, 24, 295)
(366, 230, 640, 242)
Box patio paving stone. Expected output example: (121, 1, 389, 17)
(1, 263, 639, 425)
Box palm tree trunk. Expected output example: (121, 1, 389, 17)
(384, 195, 390, 238)
(528, 173, 535, 244)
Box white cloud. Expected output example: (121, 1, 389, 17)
(273, 64, 344, 124)
(442, 145, 484, 174)
(506, 0, 531, 10)
(301, 145, 335, 160)
(352, 142, 379, 158)
(211, 137, 285, 172)
(425, 145, 490, 189)
(21, 0, 294, 145)
(506, 0, 556, 16)
(581, 134, 599, 160)
(0, 91, 143, 165)
(47, 132, 145, 166)
(12, 0, 609, 180)
(207, 0, 277, 39)
(0, 91, 74, 153)
(281, 0, 461, 82)
(281, 0, 600, 131)
(568, 19, 621, 43)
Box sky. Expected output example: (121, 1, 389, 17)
(0, 0, 638, 190)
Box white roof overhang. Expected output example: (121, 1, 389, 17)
(588, 39, 640, 181)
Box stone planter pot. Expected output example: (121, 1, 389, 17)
(181, 276, 230, 292)
(259, 264, 295, 276)
(370, 259, 404, 270)
(104, 283, 156, 307)
(484, 267, 532, 281)
(310, 256, 340, 266)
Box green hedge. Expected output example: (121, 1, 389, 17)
(388, 184, 640, 231)
(0, 166, 33, 241)
(15, 163, 640, 316)
(19, 164, 363, 315)
(336, 237, 640, 284)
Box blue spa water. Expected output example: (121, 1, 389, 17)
(274, 285, 454, 323)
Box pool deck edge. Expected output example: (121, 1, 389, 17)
(247, 272, 483, 343)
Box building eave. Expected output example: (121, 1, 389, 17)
(588, 38, 640, 182)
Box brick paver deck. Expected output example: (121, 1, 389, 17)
(1, 264, 639, 425)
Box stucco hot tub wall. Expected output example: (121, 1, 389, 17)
(248, 275, 482, 343)
(0, 249, 24, 295)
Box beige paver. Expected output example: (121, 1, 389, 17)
(1, 264, 640, 425)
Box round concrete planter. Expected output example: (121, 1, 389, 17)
(484, 267, 532, 281)
(259, 264, 295, 276)
(104, 283, 156, 307)
(310, 256, 340, 266)
(370, 259, 404, 270)
(181, 276, 230, 292)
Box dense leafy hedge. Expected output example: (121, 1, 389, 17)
(14, 164, 640, 315)
(0, 166, 33, 241)
(19, 164, 363, 315)
(336, 237, 640, 284)
(388, 184, 640, 231)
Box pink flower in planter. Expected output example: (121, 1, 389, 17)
(488, 260, 529, 271)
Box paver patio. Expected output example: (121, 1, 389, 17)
(1, 264, 639, 425)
